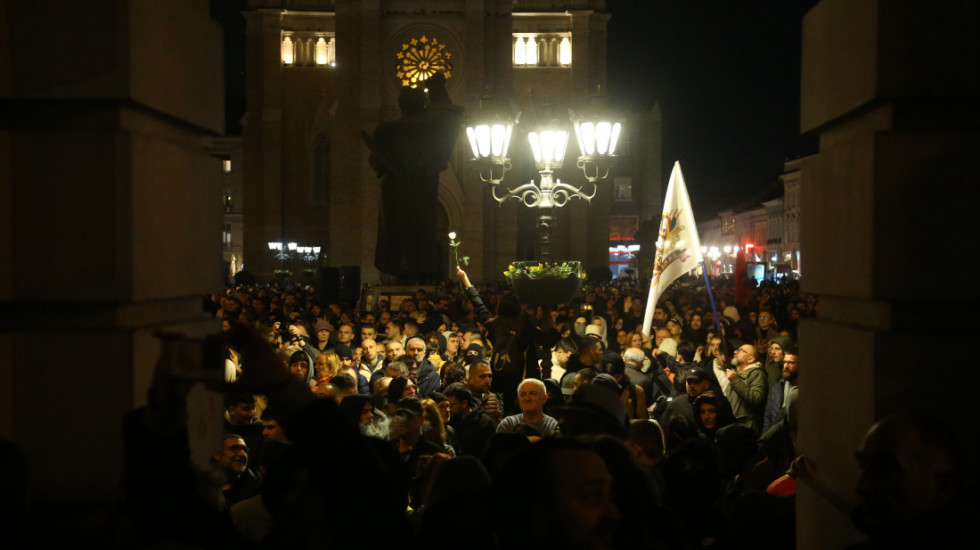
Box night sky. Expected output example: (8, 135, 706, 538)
(211, 0, 820, 220)
(607, 0, 819, 218)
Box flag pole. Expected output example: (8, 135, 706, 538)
(700, 261, 722, 333)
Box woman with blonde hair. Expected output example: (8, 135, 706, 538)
(313, 350, 342, 386)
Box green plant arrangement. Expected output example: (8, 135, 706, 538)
(503, 261, 584, 306)
(273, 269, 293, 277)
(448, 232, 469, 266)
(503, 261, 585, 281)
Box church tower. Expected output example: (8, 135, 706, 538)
(242, 0, 659, 284)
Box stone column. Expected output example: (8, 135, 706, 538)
(797, 1, 979, 548)
(243, 9, 285, 279)
(0, 0, 223, 531)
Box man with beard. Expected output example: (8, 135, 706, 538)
(724, 344, 768, 434)
(444, 383, 497, 458)
(763, 350, 798, 433)
(405, 336, 441, 397)
(213, 434, 261, 506)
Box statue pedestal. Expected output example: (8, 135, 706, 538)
(363, 285, 440, 313)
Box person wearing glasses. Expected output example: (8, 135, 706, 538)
(724, 344, 768, 434)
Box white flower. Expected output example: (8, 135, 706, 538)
(448, 232, 457, 239)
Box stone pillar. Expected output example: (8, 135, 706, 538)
(243, 9, 285, 279)
(797, 1, 979, 548)
(0, 0, 223, 531)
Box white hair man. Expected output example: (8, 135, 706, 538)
(495, 378, 558, 438)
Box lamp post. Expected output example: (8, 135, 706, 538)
(267, 241, 295, 270)
(466, 96, 622, 262)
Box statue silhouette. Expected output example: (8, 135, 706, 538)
(364, 72, 461, 283)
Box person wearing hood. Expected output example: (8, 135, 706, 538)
(287, 349, 316, 390)
(338, 394, 375, 434)
(764, 336, 793, 389)
(585, 317, 608, 348)
(692, 391, 737, 442)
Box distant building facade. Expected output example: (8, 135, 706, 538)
(239, 0, 663, 284)
(205, 137, 245, 281)
(698, 158, 805, 281)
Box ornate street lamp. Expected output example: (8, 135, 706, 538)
(569, 91, 622, 183)
(267, 241, 292, 261)
(465, 95, 518, 185)
(466, 98, 622, 262)
(298, 246, 321, 263)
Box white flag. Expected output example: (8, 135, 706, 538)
(643, 161, 703, 336)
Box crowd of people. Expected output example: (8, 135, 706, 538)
(118, 269, 972, 549)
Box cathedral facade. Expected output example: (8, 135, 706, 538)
(242, 0, 662, 284)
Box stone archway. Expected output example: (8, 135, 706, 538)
(438, 163, 466, 280)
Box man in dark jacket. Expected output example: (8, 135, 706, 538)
(213, 434, 261, 507)
(763, 350, 798, 433)
(406, 336, 441, 397)
(444, 383, 497, 458)
(724, 344, 768, 434)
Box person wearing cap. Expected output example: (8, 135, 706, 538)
(586, 316, 609, 348)
(390, 398, 443, 501)
(496, 379, 558, 438)
(665, 317, 684, 343)
(312, 319, 333, 353)
(764, 335, 793, 390)
(659, 366, 718, 427)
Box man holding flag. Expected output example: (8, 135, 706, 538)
(643, 161, 705, 337)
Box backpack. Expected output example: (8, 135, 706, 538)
(490, 327, 525, 376)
